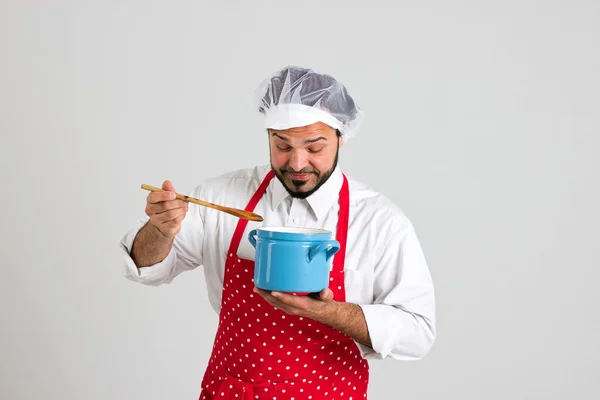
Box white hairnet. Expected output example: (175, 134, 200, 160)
(255, 66, 363, 142)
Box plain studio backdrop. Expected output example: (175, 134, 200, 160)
(1, 1, 599, 399)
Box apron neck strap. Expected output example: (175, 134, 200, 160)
(228, 170, 275, 255)
(331, 174, 349, 273)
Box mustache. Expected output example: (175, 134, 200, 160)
(281, 167, 318, 174)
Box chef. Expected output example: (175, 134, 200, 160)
(120, 65, 436, 399)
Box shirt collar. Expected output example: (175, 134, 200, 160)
(270, 165, 344, 221)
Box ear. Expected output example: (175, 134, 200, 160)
(338, 135, 344, 148)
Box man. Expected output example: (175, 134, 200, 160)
(120, 66, 436, 399)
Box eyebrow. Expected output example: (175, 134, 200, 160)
(271, 132, 327, 144)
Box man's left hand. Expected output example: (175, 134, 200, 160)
(253, 286, 338, 321)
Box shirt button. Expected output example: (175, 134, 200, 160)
(292, 218, 298, 224)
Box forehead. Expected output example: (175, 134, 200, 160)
(269, 122, 336, 139)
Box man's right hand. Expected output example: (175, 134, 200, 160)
(145, 180, 189, 239)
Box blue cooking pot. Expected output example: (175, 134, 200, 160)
(248, 227, 340, 294)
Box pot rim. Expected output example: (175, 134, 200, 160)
(256, 227, 332, 235)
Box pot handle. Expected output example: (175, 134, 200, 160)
(248, 229, 258, 248)
(308, 240, 340, 262)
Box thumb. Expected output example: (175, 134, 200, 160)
(162, 180, 176, 193)
(320, 288, 334, 302)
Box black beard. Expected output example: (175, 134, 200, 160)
(271, 144, 339, 200)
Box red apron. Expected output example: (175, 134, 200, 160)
(199, 170, 369, 400)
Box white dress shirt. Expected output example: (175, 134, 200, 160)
(120, 164, 436, 360)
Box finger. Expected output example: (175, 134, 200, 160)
(254, 287, 286, 301)
(146, 200, 187, 218)
(162, 180, 176, 192)
(158, 213, 186, 229)
(253, 286, 276, 298)
(153, 199, 188, 214)
(253, 288, 281, 307)
(271, 291, 312, 309)
(254, 287, 286, 304)
(147, 191, 176, 204)
(152, 207, 188, 224)
(319, 288, 334, 302)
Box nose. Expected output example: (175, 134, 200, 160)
(288, 149, 308, 172)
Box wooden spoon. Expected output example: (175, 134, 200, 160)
(141, 184, 264, 222)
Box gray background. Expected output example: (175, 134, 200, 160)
(1, 1, 599, 399)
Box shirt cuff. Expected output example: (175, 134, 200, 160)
(120, 220, 178, 286)
(355, 304, 386, 359)
(358, 304, 434, 360)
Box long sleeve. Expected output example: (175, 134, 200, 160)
(120, 192, 206, 286)
(357, 221, 436, 360)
